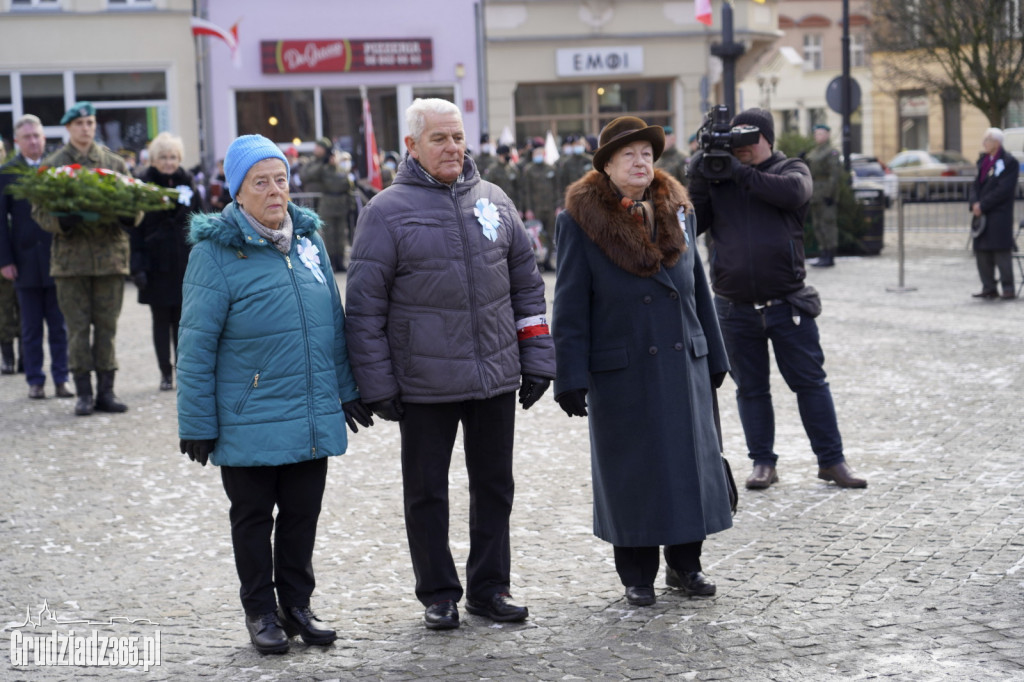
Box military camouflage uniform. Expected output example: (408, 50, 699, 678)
(301, 157, 357, 270)
(655, 146, 689, 187)
(0, 277, 18, 344)
(34, 142, 130, 376)
(483, 159, 520, 209)
(806, 142, 843, 253)
(556, 153, 593, 203)
(520, 160, 559, 268)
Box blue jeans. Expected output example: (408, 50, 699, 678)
(714, 297, 844, 468)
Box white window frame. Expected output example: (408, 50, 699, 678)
(803, 34, 823, 71)
(851, 32, 866, 68)
(107, 0, 154, 6)
(10, 0, 60, 8)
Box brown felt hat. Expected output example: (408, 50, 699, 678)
(592, 116, 665, 173)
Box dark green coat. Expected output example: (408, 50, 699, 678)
(553, 170, 732, 547)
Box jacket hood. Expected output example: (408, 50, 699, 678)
(564, 168, 690, 277)
(188, 201, 322, 249)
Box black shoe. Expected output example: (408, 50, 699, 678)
(245, 612, 290, 654)
(811, 251, 835, 267)
(159, 373, 173, 391)
(278, 606, 336, 645)
(972, 290, 999, 299)
(28, 384, 46, 399)
(54, 382, 74, 398)
(624, 585, 656, 606)
(465, 592, 529, 622)
(665, 568, 717, 596)
(745, 463, 778, 489)
(424, 599, 460, 630)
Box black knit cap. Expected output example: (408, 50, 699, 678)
(731, 108, 775, 148)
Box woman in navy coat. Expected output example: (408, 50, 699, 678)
(969, 127, 1020, 299)
(553, 117, 733, 607)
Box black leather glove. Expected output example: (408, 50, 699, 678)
(119, 213, 138, 228)
(58, 214, 84, 233)
(342, 399, 374, 432)
(518, 374, 550, 410)
(555, 388, 588, 417)
(367, 397, 405, 422)
(179, 438, 216, 466)
(132, 271, 148, 290)
(711, 371, 727, 389)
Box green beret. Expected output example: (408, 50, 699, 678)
(813, 124, 831, 132)
(61, 101, 96, 125)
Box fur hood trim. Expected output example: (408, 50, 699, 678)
(188, 201, 322, 249)
(563, 169, 691, 277)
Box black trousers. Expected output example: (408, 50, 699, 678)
(399, 392, 516, 606)
(149, 304, 180, 375)
(613, 541, 704, 587)
(220, 457, 327, 616)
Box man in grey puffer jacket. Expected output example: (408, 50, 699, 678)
(346, 98, 555, 631)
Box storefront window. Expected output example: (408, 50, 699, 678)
(515, 80, 670, 142)
(22, 74, 65, 127)
(95, 107, 164, 154)
(75, 72, 166, 101)
(236, 90, 315, 143)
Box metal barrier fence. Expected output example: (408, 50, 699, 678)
(890, 177, 1024, 232)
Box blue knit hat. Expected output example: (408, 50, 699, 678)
(224, 134, 290, 198)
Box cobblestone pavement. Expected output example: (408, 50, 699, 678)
(2, 227, 1023, 680)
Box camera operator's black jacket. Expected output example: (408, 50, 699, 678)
(688, 150, 812, 302)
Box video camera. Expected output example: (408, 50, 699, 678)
(696, 105, 762, 182)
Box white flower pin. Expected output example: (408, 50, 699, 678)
(474, 198, 500, 242)
(175, 184, 194, 206)
(296, 237, 327, 285)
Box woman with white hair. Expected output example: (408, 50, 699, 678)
(130, 132, 203, 390)
(969, 127, 1020, 300)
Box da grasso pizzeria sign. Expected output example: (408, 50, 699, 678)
(261, 38, 433, 74)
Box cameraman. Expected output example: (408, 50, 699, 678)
(688, 108, 867, 491)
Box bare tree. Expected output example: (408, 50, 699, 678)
(870, 0, 1024, 126)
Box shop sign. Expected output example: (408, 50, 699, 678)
(261, 38, 433, 74)
(899, 94, 929, 117)
(556, 46, 644, 77)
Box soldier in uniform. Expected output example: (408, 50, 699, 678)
(806, 124, 843, 267)
(300, 138, 357, 271)
(555, 135, 593, 203)
(474, 133, 498, 177)
(33, 101, 136, 415)
(655, 126, 689, 186)
(483, 144, 520, 208)
(520, 144, 558, 270)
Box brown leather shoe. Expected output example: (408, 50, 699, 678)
(1001, 291, 1016, 300)
(745, 463, 778, 489)
(28, 384, 46, 399)
(54, 382, 74, 398)
(817, 461, 867, 488)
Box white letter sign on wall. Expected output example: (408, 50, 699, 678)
(556, 46, 644, 77)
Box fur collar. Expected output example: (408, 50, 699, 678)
(564, 169, 691, 277)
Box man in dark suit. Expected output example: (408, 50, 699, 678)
(0, 114, 72, 400)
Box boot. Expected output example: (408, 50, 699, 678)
(94, 370, 128, 413)
(812, 250, 835, 267)
(74, 373, 94, 416)
(0, 341, 14, 375)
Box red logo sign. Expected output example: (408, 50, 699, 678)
(261, 38, 433, 74)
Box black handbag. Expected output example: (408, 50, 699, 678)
(712, 389, 738, 515)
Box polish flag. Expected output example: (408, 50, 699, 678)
(696, 0, 713, 26)
(363, 97, 383, 191)
(191, 17, 241, 67)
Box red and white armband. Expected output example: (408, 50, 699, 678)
(516, 315, 550, 341)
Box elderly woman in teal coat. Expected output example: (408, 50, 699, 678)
(176, 135, 372, 654)
(553, 117, 733, 607)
